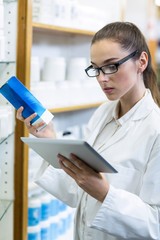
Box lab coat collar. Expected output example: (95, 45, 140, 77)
(131, 89, 158, 120)
(87, 89, 158, 151)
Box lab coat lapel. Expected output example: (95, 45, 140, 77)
(87, 109, 113, 146)
(87, 100, 127, 148)
(98, 120, 134, 153)
(88, 89, 156, 152)
(98, 92, 156, 153)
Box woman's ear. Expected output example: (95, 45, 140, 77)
(137, 51, 148, 73)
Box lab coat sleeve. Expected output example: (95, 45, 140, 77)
(90, 136, 160, 239)
(35, 162, 79, 208)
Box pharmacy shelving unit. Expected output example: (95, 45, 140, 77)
(0, 1, 18, 240)
(14, 1, 159, 240)
(31, 22, 105, 113)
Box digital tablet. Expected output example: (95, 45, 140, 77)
(21, 137, 117, 173)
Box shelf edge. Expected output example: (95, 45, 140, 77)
(32, 22, 96, 36)
(49, 102, 104, 113)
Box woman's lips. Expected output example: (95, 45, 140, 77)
(103, 87, 114, 94)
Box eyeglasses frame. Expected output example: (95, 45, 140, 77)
(85, 50, 139, 77)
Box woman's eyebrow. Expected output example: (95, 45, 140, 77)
(91, 57, 119, 66)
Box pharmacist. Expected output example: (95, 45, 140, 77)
(17, 22, 160, 240)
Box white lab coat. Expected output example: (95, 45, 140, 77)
(36, 89, 160, 240)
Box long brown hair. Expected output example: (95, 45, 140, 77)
(92, 22, 160, 107)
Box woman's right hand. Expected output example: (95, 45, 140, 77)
(16, 106, 56, 138)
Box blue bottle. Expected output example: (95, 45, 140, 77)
(0, 76, 53, 130)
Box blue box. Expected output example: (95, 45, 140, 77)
(0, 76, 53, 130)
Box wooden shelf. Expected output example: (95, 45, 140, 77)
(50, 102, 104, 113)
(32, 22, 95, 36)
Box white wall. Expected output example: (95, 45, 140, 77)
(125, 0, 148, 31)
(79, 0, 157, 38)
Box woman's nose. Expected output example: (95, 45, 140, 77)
(97, 71, 110, 82)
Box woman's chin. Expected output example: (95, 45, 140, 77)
(105, 94, 119, 101)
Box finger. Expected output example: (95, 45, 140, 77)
(25, 120, 32, 128)
(32, 121, 46, 131)
(23, 112, 37, 125)
(58, 153, 90, 173)
(70, 153, 92, 170)
(58, 154, 77, 178)
(69, 153, 84, 169)
(16, 106, 24, 120)
(58, 154, 78, 172)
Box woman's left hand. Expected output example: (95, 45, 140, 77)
(57, 153, 109, 202)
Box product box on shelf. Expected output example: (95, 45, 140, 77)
(0, 76, 54, 130)
(28, 189, 75, 240)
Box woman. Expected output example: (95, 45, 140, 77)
(17, 22, 160, 239)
